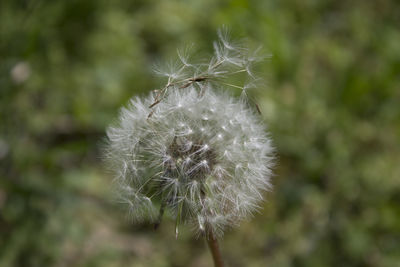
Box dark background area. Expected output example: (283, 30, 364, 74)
(1, 0, 399, 266)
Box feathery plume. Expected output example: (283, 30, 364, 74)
(105, 30, 274, 239)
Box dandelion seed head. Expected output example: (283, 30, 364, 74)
(106, 85, 274, 237)
(105, 30, 274, 238)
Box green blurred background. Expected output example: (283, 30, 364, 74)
(1, 0, 400, 266)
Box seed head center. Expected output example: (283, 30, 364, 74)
(165, 136, 217, 180)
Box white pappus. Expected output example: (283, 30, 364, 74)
(105, 30, 274, 238)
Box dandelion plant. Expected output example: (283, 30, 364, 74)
(105, 29, 274, 267)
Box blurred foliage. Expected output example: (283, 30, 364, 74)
(1, 0, 400, 266)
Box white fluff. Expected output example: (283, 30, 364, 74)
(105, 31, 274, 238)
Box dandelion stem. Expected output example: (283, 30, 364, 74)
(206, 232, 224, 267)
